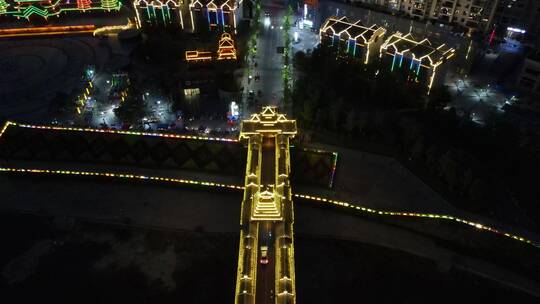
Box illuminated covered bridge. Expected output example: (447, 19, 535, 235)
(1, 108, 540, 301)
(235, 106, 297, 304)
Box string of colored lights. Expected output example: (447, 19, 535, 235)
(0, 25, 96, 38)
(0, 165, 538, 250)
(0, 121, 238, 143)
(292, 194, 540, 249)
(0, 167, 244, 190)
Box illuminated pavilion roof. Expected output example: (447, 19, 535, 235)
(320, 16, 385, 45)
(240, 106, 297, 138)
(381, 32, 456, 67)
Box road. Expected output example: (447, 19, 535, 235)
(242, 0, 286, 117)
(256, 221, 276, 303)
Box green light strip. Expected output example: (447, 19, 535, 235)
(0, 1, 121, 19)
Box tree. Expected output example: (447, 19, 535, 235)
(427, 85, 452, 109)
(293, 51, 306, 70)
(49, 91, 76, 117)
(438, 151, 459, 192)
(410, 137, 425, 161)
(345, 109, 356, 135)
(114, 90, 147, 124)
(469, 178, 487, 203)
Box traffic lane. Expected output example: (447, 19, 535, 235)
(256, 221, 276, 304)
(260, 137, 276, 185)
(257, 24, 284, 105)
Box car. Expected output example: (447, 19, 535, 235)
(260, 246, 269, 264)
(264, 11, 270, 17)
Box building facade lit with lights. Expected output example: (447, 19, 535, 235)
(483, 0, 540, 49)
(380, 32, 456, 92)
(133, 0, 185, 28)
(0, 0, 120, 20)
(132, 0, 246, 31)
(320, 16, 386, 64)
(188, 0, 244, 32)
(342, 0, 494, 34)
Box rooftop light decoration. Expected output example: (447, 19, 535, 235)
(380, 32, 456, 93)
(319, 16, 387, 64)
(0, 0, 120, 20)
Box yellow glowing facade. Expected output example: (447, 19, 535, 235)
(319, 16, 387, 64)
(380, 32, 456, 93)
(235, 106, 297, 304)
(217, 32, 237, 60)
(185, 50, 213, 61)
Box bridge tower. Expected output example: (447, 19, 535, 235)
(235, 106, 297, 304)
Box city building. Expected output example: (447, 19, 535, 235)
(188, 0, 244, 32)
(517, 53, 540, 94)
(380, 31, 456, 92)
(0, 0, 120, 19)
(320, 16, 387, 64)
(133, 0, 185, 28)
(485, 0, 540, 49)
(397, 0, 494, 34)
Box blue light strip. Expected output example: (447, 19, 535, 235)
(221, 9, 225, 26)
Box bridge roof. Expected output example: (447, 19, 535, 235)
(240, 107, 297, 138)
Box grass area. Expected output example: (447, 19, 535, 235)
(296, 236, 537, 303)
(1, 212, 538, 303)
(296, 199, 540, 284)
(0, 124, 337, 188)
(0, 212, 237, 303)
